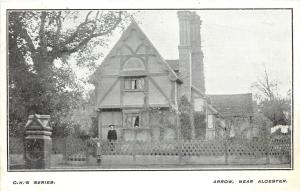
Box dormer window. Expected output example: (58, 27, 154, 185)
(124, 77, 144, 90)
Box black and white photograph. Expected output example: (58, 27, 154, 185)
(6, 9, 293, 171)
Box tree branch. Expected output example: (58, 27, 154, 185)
(93, 11, 122, 37)
(58, 11, 122, 56)
(20, 28, 36, 54)
(15, 12, 36, 54)
(85, 11, 93, 22)
(54, 11, 62, 48)
(62, 20, 96, 46)
(38, 11, 47, 55)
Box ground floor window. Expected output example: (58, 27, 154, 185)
(124, 113, 141, 128)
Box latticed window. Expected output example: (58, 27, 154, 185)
(124, 77, 144, 90)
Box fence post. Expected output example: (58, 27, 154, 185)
(178, 140, 182, 164)
(175, 110, 183, 164)
(224, 121, 230, 165)
(63, 138, 67, 164)
(224, 138, 228, 165)
(133, 131, 137, 164)
(265, 137, 270, 164)
(265, 125, 271, 164)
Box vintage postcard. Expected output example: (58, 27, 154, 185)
(0, 0, 299, 191)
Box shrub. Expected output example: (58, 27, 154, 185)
(178, 96, 192, 140)
(194, 112, 206, 139)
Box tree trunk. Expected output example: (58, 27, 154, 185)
(33, 56, 54, 77)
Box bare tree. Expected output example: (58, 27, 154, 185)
(251, 67, 279, 102)
(251, 67, 291, 126)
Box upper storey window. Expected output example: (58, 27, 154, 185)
(122, 57, 146, 91)
(124, 77, 144, 90)
(123, 57, 145, 71)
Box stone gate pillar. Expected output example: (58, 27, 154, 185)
(24, 114, 52, 169)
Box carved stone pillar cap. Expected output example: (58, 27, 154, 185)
(25, 114, 52, 131)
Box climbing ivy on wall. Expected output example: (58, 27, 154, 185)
(139, 96, 207, 141)
(178, 96, 192, 140)
(178, 96, 207, 140)
(194, 112, 206, 140)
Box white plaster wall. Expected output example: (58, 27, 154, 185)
(100, 80, 121, 106)
(148, 80, 169, 105)
(101, 57, 121, 75)
(96, 78, 118, 106)
(148, 56, 167, 73)
(123, 91, 145, 106)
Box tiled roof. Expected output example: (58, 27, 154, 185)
(207, 93, 254, 117)
(166, 59, 179, 71)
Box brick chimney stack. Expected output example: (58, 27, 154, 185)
(178, 11, 193, 100)
(177, 11, 205, 100)
(190, 13, 201, 46)
(190, 12, 205, 94)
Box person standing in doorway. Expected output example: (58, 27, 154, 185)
(107, 125, 117, 151)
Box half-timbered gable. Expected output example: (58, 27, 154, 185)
(90, 20, 182, 141)
(91, 21, 180, 109)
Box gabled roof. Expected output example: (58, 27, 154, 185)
(207, 93, 254, 117)
(90, 20, 181, 84)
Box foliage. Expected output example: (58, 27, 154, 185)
(259, 98, 291, 126)
(178, 96, 192, 140)
(214, 118, 226, 140)
(8, 10, 130, 137)
(61, 92, 98, 138)
(144, 97, 207, 141)
(90, 116, 99, 138)
(252, 112, 272, 141)
(251, 68, 291, 126)
(194, 112, 206, 140)
(271, 128, 291, 137)
(177, 96, 207, 140)
(9, 137, 24, 154)
(65, 134, 88, 156)
(143, 106, 175, 128)
(146, 107, 177, 141)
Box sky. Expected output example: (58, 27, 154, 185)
(78, 10, 292, 97)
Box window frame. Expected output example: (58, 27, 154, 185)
(123, 77, 145, 91)
(123, 112, 141, 128)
